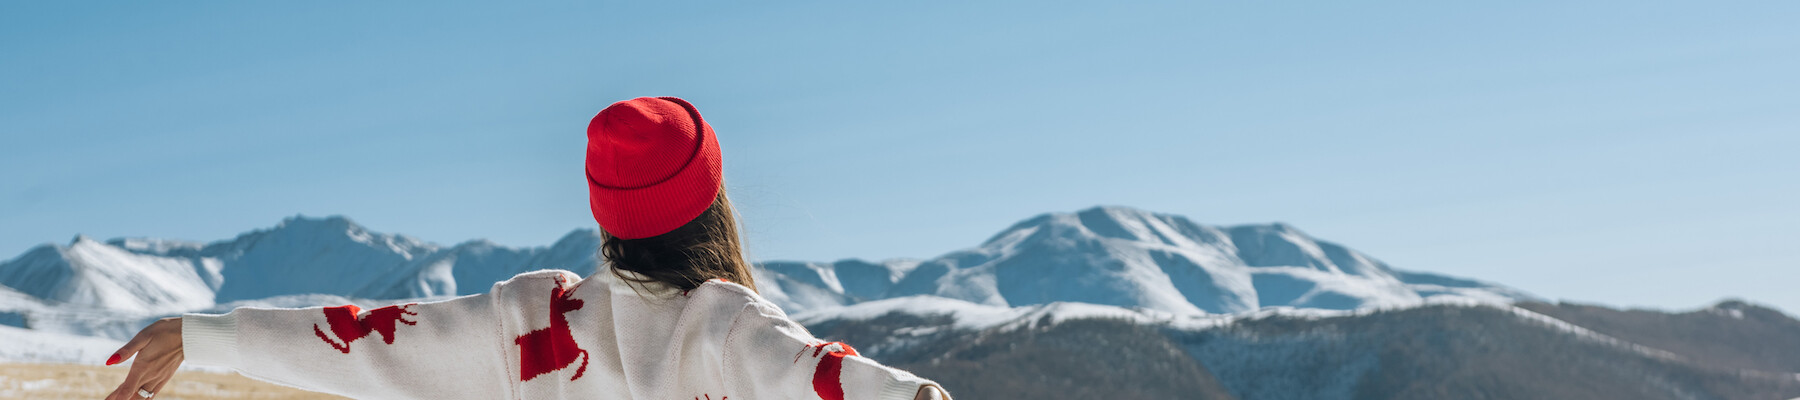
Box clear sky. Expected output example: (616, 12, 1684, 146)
(3, 2, 1796, 313)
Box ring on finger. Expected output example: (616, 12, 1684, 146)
(137, 388, 154, 398)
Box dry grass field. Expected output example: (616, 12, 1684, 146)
(0, 363, 346, 400)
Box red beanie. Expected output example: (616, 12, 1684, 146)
(585, 97, 723, 239)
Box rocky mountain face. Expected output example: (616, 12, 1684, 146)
(1515, 300, 1800, 374)
(802, 300, 1800, 400)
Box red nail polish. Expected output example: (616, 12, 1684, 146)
(105, 354, 122, 365)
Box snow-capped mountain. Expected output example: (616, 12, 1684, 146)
(0, 236, 217, 314)
(0, 216, 603, 316)
(756, 206, 1536, 315)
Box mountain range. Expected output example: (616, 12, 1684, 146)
(2, 206, 1796, 400)
(0, 206, 1532, 318)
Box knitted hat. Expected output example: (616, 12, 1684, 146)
(585, 97, 723, 239)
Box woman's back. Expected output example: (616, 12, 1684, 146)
(179, 269, 937, 399)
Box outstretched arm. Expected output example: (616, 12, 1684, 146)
(103, 289, 515, 400)
(178, 292, 513, 399)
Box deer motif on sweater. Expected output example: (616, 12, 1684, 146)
(313, 304, 418, 354)
(515, 282, 590, 382)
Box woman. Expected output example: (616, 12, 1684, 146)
(104, 97, 951, 400)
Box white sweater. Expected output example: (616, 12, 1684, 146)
(182, 269, 941, 400)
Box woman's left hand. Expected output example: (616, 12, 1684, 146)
(104, 317, 184, 400)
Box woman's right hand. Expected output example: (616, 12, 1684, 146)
(104, 317, 184, 400)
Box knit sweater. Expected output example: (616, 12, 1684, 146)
(181, 269, 941, 400)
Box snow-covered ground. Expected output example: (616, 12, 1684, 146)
(0, 325, 121, 363)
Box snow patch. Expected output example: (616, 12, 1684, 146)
(0, 325, 122, 364)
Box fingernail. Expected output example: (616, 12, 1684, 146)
(105, 354, 122, 365)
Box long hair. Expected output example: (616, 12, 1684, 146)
(602, 188, 757, 292)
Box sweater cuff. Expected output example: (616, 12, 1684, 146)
(181, 312, 240, 367)
(877, 375, 941, 400)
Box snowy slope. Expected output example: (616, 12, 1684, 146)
(0, 324, 123, 363)
(0, 236, 215, 314)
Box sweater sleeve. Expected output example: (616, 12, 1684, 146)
(182, 289, 513, 399)
(720, 301, 948, 400)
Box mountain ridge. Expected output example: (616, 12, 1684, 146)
(0, 206, 1536, 318)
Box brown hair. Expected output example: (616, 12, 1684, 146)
(602, 188, 757, 292)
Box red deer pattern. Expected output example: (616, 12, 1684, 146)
(795, 341, 859, 400)
(313, 304, 418, 354)
(514, 280, 590, 382)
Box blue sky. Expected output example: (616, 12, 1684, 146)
(3, 2, 1797, 313)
